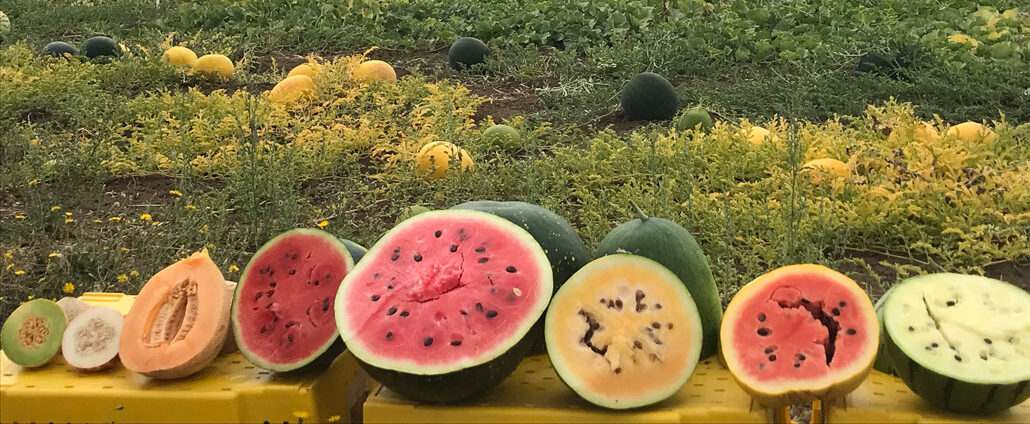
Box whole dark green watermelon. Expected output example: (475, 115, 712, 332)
(448, 37, 491, 71)
(620, 72, 679, 121)
(83, 36, 120, 59)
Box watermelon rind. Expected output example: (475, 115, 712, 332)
(335, 210, 553, 377)
(545, 254, 703, 409)
(872, 283, 900, 375)
(231, 228, 354, 373)
(881, 273, 1030, 414)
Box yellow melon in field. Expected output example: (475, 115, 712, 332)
(802, 158, 850, 185)
(351, 60, 397, 83)
(191, 54, 235, 80)
(887, 122, 940, 144)
(415, 141, 474, 180)
(945, 121, 997, 143)
(163, 46, 198, 67)
(287, 62, 321, 79)
(268, 75, 317, 103)
(741, 126, 777, 145)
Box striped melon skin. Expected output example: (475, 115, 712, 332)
(882, 273, 1030, 414)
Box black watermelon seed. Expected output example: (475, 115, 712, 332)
(254, 292, 262, 300)
(931, 342, 939, 348)
(954, 355, 962, 361)
(615, 299, 623, 310)
(424, 338, 434, 346)
(269, 281, 276, 287)
(413, 253, 422, 262)
(506, 266, 517, 273)
(614, 368, 622, 374)
(652, 322, 661, 329)
(794, 362, 801, 368)
(391, 253, 399, 261)
(797, 354, 806, 360)
(946, 300, 956, 306)
(757, 313, 766, 322)
(476, 303, 483, 312)
(289, 269, 296, 275)
(980, 354, 988, 360)
(599, 298, 606, 304)
(478, 258, 489, 263)
(291, 253, 297, 259)
(832, 308, 840, 316)
(450, 245, 458, 252)
(847, 328, 857, 335)
(386, 332, 393, 340)
(926, 346, 933, 351)
(387, 307, 397, 315)
(325, 273, 331, 279)
(765, 347, 775, 354)
(371, 295, 380, 301)
(322, 302, 330, 312)
(839, 301, 847, 307)
(387, 285, 393, 290)
(459, 310, 467, 317)
(769, 354, 777, 361)
(655, 303, 662, 310)
(486, 310, 498, 318)
(757, 328, 771, 336)
(634, 340, 643, 349)
(400, 311, 409, 317)
(475, 247, 486, 253)
(908, 326, 915, 332)
(667, 323, 674, 329)
(434, 230, 442, 238)
(984, 338, 992, 344)
(393, 247, 401, 252)
(374, 273, 381, 279)
(450, 340, 462, 346)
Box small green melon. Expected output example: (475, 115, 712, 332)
(41, 41, 78, 58)
(83, 36, 120, 59)
(482, 124, 521, 149)
(0, 11, 11, 39)
(448, 37, 491, 71)
(675, 108, 714, 133)
(1, 299, 68, 367)
(395, 205, 433, 225)
(620, 72, 679, 121)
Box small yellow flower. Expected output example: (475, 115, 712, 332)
(29, 179, 39, 186)
(63, 282, 75, 294)
(93, 219, 102, 223)
(48, 252, 58, 258)
(120, 247, 130, 253)
(64, 218, 74, 224)
(117, 274, 128, 283)
(185, 204, 197, 211)
(317, 220, 329, 228)
(151, 221, 160, 227)
(64, 211, 73, 217)
(27, 295, 34, 300)
(129, 270, 140, 277)
(169, 190, 183, 197)
(140, 213, 152, 221)
(51, 205, 61, 212)
(14, 270, 25, 275)
(108, 216, 122, 222)
(228, 264, 240, 273)
(14, 215, 26, 220)
(5, 264, 13, 270)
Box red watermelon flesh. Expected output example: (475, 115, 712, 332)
(721, 265, 878, 406)
(336, 210, 552, 374)
(232, 229, 354, 371)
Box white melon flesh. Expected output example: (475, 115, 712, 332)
(62, 306, 123, 371)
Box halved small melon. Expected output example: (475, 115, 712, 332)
(62, 306, 123, 372)
(544, 254, 703, 409)
(1, 299, 67, 367)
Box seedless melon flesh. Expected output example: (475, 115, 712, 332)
(882, 273, 1030, 414)
(545, 254, 703, 409)
(1, 299, 67, 367)
(62, 306, 123, 372)
(720, 264, 878, 407)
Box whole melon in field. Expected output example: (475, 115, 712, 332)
(415, 141, 474, 180)
(120, 249, 231, 379)
(395, 205, 433, 225)
(1, 299, 67, 367)
(620, 72, 678, 121)
(482, 124, 521, 149)
(802, 158, 849, 185)
(742, 125, 776, 145)
(720, 264, 879, 407)
(269, 75, 317, 103)
(352, 60, 397, 83)
(0, 11, 10, 39)
(448, 37, 490, 71)
(83, 36, 120, 59)
(232, 229, 354, 372)
(593, 204, 722, 358)
(675, 107, 714, 133)
(42, 41, 78, 58)
(946, 121, 997, 143)
(163, 46, 198, 67)
(545, 255, 703, 409)
(887, 122, 940, 144)
(288, 62, 321, 79)
(191, 54, 235, 80)
(881, 273, 1030, 414)
(335, 210, 553, 402)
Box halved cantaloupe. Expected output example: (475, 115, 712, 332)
(544, 254, 703, 409)
(119, 249, 231, 379)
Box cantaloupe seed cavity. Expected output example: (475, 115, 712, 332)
(75, 317, 116, 354)
(144, 279, 199, 346)
(18, 317, 50, 349)
(576, 288, 677, 374)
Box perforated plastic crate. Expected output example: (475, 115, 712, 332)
(363, 355, 766, 423)
(827, 370, 1030, 423)
(1, 292, 372, 423)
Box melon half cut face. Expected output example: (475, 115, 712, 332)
(720, 264, 879, 406)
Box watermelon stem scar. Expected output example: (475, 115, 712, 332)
(769, 287, 841, 366)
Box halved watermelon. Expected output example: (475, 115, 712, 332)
(335, 210, 552, 402)
(720, 264, 878, 407)
(232, 229, 354, 372)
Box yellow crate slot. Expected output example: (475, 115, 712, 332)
(0, 293, 373, 423)
(363, 355, 766, 423)
(827, 370, 1030, 423)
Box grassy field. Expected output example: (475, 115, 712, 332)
(1, 0, 1029, 320)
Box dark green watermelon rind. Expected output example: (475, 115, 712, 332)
(884, 324, 1030, 415)
(231, 228, 355, 373)
(340, 239, 367, 264)
(872, 283, 900, 375)
(360, 335, 534, 403)
(83, 36, 120, 59)
(450, 201, 591, 353)
(448, 37, 491, 71)
(620, 72, 679, 121)
(594, 217, 722, 359)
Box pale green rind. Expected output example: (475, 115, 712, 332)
(335, 209, 553, 376)
(232, 228, 355, 373)
(872, 283, 901, 375)
(544, 254, 703, 409)
(1, 299, 67, 367)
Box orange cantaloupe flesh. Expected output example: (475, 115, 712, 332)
(119, 249, 231, 379)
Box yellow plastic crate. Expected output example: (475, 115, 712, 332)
(827, 370, 1030, 423)
(364, 355, 766, 423)
(1, 292, 372, 423)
